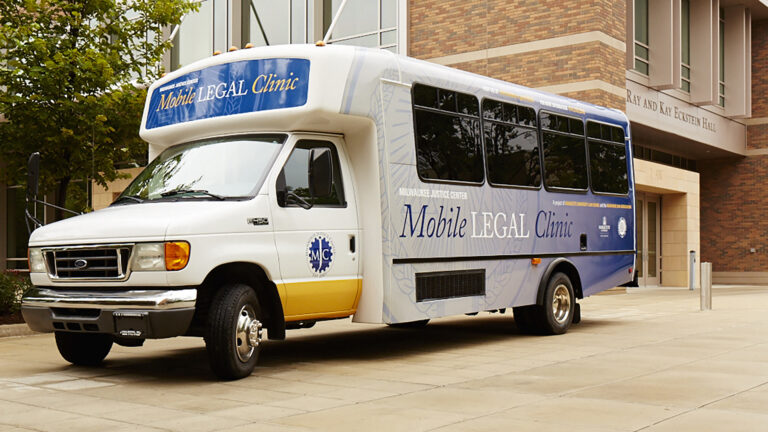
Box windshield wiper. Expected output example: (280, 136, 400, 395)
(160, 189, 225, 200)
(111, 195, 144, 205)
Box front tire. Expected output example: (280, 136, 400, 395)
(205, 283, 263, 380)
(55, 332, 113, 366)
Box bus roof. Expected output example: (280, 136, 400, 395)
(140, 44, 629, 149)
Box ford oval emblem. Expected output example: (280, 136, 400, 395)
(73, 259, 88, 269)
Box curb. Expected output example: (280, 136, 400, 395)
(0, 324, 36, 338)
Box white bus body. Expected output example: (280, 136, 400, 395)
(22, 45, 635, 379)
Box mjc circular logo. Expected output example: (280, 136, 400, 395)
(617, 217, 627, 239)
(307, 233, 334, 276)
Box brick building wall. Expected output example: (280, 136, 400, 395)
(409, 0, 626, 110)
(700, 20, 768, 273)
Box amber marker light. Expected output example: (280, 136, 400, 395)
(229, 45, 238, 52)
(315, 40, 326, 46)
(244, 43, 254, 49)
(531, 258, 542, 266)
(165, 241, 190, 271)
(213, 50, 222, 56)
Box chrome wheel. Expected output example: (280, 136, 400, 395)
(551, 284, 571, 324)
(235, 304, 262, 363)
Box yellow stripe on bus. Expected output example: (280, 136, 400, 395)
(279, 278, 362, 321)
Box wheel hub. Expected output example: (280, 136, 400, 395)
(552, 284, 571, 324)
(235, 305, 262, 362)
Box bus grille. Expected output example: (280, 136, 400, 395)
(44, 246, 132, 281)
(415, 269, 486, 302)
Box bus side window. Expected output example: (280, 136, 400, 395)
(587, 122, 629, 195)
(482, 99, 541, 188)
(540, 111, 588, 191)
(412, 83, 483, 184)
(277, 140, 346, 207)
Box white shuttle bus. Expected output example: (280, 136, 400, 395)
(23, 44, 635, 379)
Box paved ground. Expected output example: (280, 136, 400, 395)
(1, 286, 768, 431)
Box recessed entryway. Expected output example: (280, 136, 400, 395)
(635, 192, 660, 286)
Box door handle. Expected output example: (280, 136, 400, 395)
(349, 235, 356, 253)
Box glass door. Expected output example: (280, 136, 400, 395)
(635, 193, 660, 286)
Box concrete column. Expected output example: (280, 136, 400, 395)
(230, 0, 244, 49)
(724, 5, 751, 118)
(649, 0, 681, 89)
(690, 0, 716, 104)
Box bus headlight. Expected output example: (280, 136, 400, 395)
(132, 242, 190, 272)
(28, 248, 46, 273)
(132, 243, 165, 271)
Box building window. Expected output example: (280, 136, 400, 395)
(170, 0, 401, 71)
(171, 0, 228, 70)
(634, 0, 649, 75)
(633, 144, 697, 172)
(244, 0, 313, 46)
(324, 0, 397, 52)
(680, 0, 690, 92)
(719, 7, 725, 107)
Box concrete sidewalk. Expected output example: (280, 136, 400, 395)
(0, 286, 767, 431)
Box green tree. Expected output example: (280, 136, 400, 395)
(0, 0, 197, 217)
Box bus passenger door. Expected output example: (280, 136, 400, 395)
(271, 136, 361, 321)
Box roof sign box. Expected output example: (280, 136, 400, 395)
(145, 58, 310, 129)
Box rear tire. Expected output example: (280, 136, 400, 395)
(205, 283, 263, 380)
(540, 272, 575, 335)
(513, 272, 576, 335)
(55, 332, 112, 366)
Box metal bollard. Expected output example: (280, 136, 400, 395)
(689, 250, 696, 291)
(701, 262, 712, 310)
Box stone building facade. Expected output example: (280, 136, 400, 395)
(3, 0, 767, 288)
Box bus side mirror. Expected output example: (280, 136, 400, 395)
(308, 148, 332, 198)
(27, 152, 40, 201)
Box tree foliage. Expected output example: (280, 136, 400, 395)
(0, 0, 197, 214)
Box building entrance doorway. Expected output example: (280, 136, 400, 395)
(636, 192, 660, 286)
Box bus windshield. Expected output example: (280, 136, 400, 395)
(116, 134, 286, 204)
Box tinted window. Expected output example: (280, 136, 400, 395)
(589, 140, 629, 194)
(587, 122, 625, 143)
(542, 133, 588, 189)
(482, 99, 540, 187)
(278, 140, 345, 207)
(413, 84, 483, 183)
(413, 85, 438, 108)
(517, 106, 537, 127)
(541, 112, 587, 190)
(414, 110, 483, 183)
(484, 123, 541, 187)
(587, 121, 628, 194)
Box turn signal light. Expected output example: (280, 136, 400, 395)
(165, 241, 190, 271)
(531, 258, 541, 265)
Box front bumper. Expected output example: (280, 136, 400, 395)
(21, 288, 197, 339)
